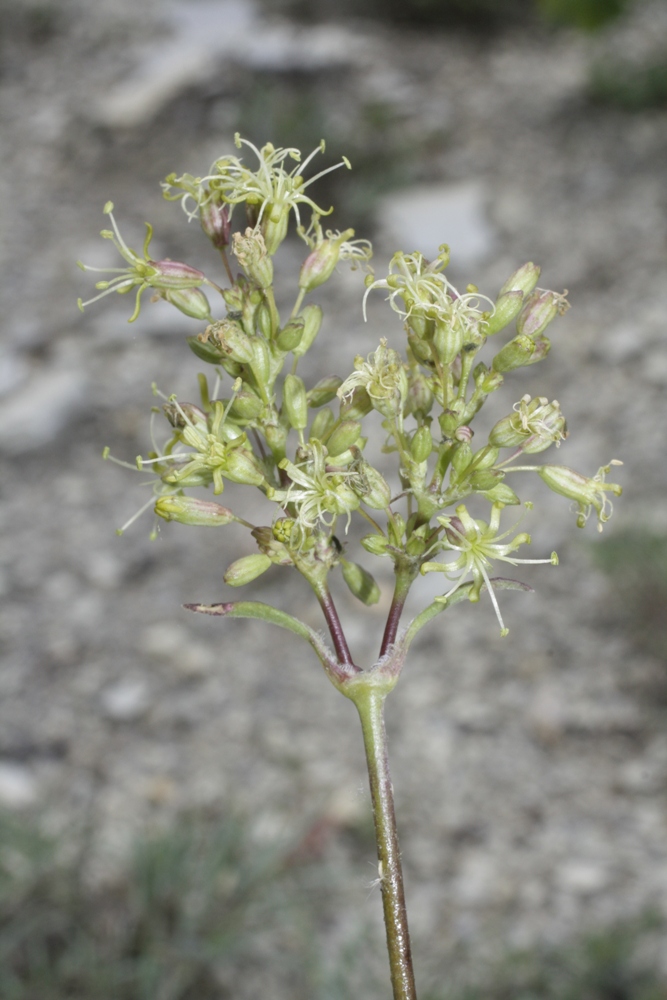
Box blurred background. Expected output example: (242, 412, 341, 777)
(1, 0, 667, 996)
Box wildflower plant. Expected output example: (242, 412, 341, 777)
(80, 135, 622, 1000)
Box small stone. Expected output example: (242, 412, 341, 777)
(557, 860, 609, 895)
(378, 181, 495, 266)
(0, 762, 38, 808)
(100, 679, 150, 722)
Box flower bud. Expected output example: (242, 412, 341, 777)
(162, 287, 213, 321)
(203, 320, 254, 364)
(361, 533, 390, 556)
(410, 426, 433, 463)
(292, 305, 323, 357)
(224, 449, 266, 486)
(483, 482, 520, 505)
(516, 289, 568, 338)
(200, 199, 231, 248)
(450, 441, 472, 482)
(283, 374, 308, 431)
(307, 376, 343, 408)
(354, 461, 392, 509)
(155, 496, 237, 526)
(250, 336, 271, 386)
(150, 259, 207, 290)
(230, 388, 264, 420)
(339, 385, 373, 421)
(341, 559, 381, 606)
(483, 290, 524, 336)
(299, 228, 355, 294)
(275, 319, 305, 352)
(326, 420, 362, 456)
(232, 228, 273, 289)
(406, 370, 434, 417)
(261, 202, 290, 255)
(255, 301, 273, 340)
(309, 407, 335, 441)
(251, 526, 293, 566)
(433, 317, 463, 365)
(186, 335, 225, 365)
(470, 469, 504, 491)
(492, 334, 540, 372)
(473, 363, 504, 394)
(471, 444, 499, 470)
(499, 261, 541, 298)
(272, 518, 296, 544)
(224, 553, 272, 586)
(438, 399, 467, 437)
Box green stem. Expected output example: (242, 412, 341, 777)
(353, 688, 417, 1000)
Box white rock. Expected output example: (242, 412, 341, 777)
(100, 679, 151, 722)
(0, 763, 38, 808)
(557, 860, 609, 895)
(378, 181, 495, 266)
(0, 369, 88, 454)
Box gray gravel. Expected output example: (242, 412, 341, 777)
(1, 0, 667, 988)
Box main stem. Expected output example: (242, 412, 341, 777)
(354, 688, 417, 1000)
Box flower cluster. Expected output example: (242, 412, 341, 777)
(81, 136, 622, 647)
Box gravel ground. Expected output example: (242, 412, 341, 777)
(1, 0, 667, 990)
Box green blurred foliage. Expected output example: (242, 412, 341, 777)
(537, 0, 629, 31)
(590, 54, 667, 108)
(262, 0, 628, 32)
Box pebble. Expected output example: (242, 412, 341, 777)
(378, 181, 495, 266)
(0, 762, 38, 808)
(100, 678, 151, 722)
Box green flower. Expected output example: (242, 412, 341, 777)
(77, 203, 210, 322)
(421, 503, 558, 636)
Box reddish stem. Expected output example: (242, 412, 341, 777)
(315, 586, 356, 668)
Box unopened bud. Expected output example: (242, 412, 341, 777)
(155, 496, 236, 526)
(151, 259, 207, 290)
(327, 420, 362, 456)
(309, 407, 335, 441)
(299, 228, 355, 294)
(276, 319, 305, 352)
(255, 301, 273, 340)
(340, 385, 373, 421)
(250, 337, 271, 385)
(224, 449, 266, 486)
(283, 374, 308, 431)
(433, 318, 463, 365)
(200, 199, 231, 248)
(361, 533, 390, 556)
(230, 388, 264, 420)
(224, 553, 272, 586)
(483, 290, 524, 336)
(307, 376, 343, 408)
(292, 304, 323, 357)
(355, 461, 392, 509)
(341, 559, 381, 605)
(499, 262, 541, 297)
(483, 481, 520, 505)
(450, 442, 472, 481)
(410, 426, 433, 463)
(516, 289, 569, 338)
(492, 334, 540, 372)
(473, 363, 504, 394)
(163, 287, 212, 321)
(439, 399, 467, 437)
(470, 469, 504, 491)
(406, 371, 434, 417)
